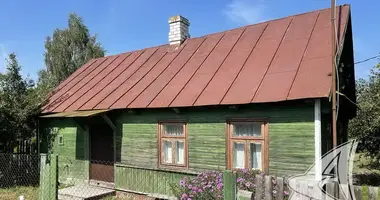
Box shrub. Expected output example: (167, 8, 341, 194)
(170, 171, 223, 200)
(171, 169, 290, 200)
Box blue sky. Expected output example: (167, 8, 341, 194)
(0, 0, 379, 80)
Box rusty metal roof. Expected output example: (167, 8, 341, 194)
(42, 5, 351, 113)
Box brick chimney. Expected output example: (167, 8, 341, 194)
(168, 15, 190, 45)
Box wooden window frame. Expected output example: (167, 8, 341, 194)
(158, 121, 188, 169)
(226, 119, 269, 172)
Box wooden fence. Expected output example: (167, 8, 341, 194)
(1, 139, 37, 154)
(0, 153, 40, 188)
(223, 171, 380, 200)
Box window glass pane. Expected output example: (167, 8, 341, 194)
(163, 124, 184, 136)
(233, 142, 245, 169)
(175, 140, 185, 164)
(250, 143, 262, 169)
(163, 140, 172, 163)
(232, 123, 261, 137)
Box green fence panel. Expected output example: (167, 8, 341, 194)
(39, 154, 58, 200)
(223, 170, 236, 200)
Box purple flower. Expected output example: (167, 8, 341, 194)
(217, 182, 223, 190)
(181, 193, 187, 200)
(237, 177, 244, 183)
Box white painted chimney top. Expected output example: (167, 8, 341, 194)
(168, 15, 190, 45)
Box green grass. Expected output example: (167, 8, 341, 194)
(353, 153, 380, 175)
(0, 186, 38, 200)
(353, 153, 380, 186)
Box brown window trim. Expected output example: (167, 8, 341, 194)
(158, 121, 188, 169)
(226, 119, 269, 172)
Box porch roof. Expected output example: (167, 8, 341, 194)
(39, 109, 110, 118)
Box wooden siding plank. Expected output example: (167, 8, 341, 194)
(118, 103, 314, 176)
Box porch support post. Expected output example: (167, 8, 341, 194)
(101, 114, 117, 163)
(314, 99, 322, 180)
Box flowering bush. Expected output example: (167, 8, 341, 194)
(235, 168, 261, 192)
(170, 171, 223, 200)
(170, 169, 289, 200)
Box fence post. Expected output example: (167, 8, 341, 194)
(39, 154, 59, 200)
(223, 170, 236, 200)
(51, 154, 58, 200)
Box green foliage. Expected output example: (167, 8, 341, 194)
(349, 64, 380, 162)
(170, 169, 285, 200)
(0, 13, 105, 152)
(44, 13, 105, 87)
(0, 53, 38, 151)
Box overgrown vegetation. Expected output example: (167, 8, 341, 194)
(170, 169, 288, 200)
(349, 63, 380, 168)
(0, 13, 104, 153)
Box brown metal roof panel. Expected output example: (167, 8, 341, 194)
(252, 71, 296, 103)
(50, 55, 119, 112)
(42, 58, 99, 112)
(80, 47, 158, 110)
(194, 23, 267, 106)
(112, 40, 202, 109)
(221, 18, 292, 105)
(95, 46, 170, 109)
(287, 56, 331, 99)
(303, 27, 332, 60)
(283, 11, 319, 42)
(148, 33, 225, 108)
(73, 50, 144, 111)
(259, 17, 293, 40)
(43, 57, 107, 112)
(128, 37, 206, 108)
(63, 54, 130, 112)
(267, 39, 309, 74)
(268, 12, 319, 74)
(170, 28, 245, 107)
(46, 59, 96, 102)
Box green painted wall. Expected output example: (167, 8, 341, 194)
(40, 101, 316, 196)
(40, 118, 89, 184)
(115, 165, 196, 195)
(115, 102, 316, 193)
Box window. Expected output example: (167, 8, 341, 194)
(58, 135, 64, 146)
(227, 121, 268, 170)
(159, 122, 187, 167)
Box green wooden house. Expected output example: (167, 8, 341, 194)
(39, 5, 356, 196)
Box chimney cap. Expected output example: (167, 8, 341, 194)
(168, 15, 190, 26)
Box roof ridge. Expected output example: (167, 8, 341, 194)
(92, 5, 349, 61)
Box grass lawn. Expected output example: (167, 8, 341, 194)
(353, 153, 380, 186)
(0, 186, 38, 200)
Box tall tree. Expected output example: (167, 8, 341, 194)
(349, 63, 380, 162)
(44, 13, 105, 86)
(0, 53, 36, 151)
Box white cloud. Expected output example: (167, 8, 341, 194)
(224, 0, 267, 25)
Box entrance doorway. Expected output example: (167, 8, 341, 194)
(90, 123, 114, 183)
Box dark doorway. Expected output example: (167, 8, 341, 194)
(90, 122, 114, 183)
